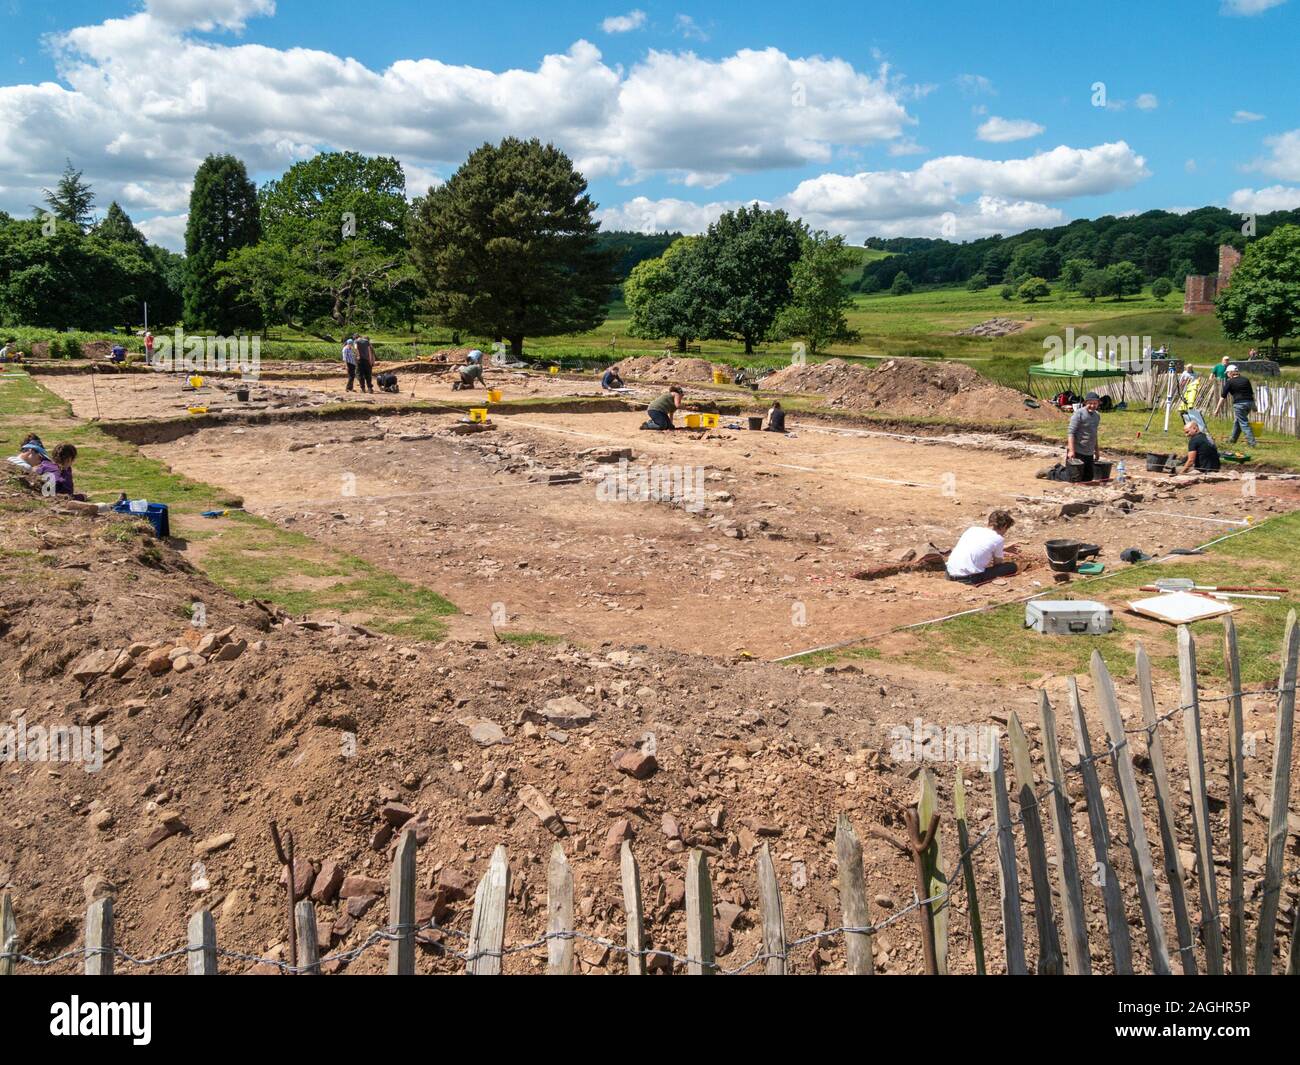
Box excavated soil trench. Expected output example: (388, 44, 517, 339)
(135, 400, 1297, 660)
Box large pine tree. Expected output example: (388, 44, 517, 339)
(409, 138, 615, 358)
(183, 154, 262, 331)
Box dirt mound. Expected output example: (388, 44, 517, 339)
(0, 483, 977, 975)
(954, 318, 1025, 338)
(612, 356, 719, 383)
(764, 358, 1056, 422)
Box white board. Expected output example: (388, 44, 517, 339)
(1129, 591, 1235, 625)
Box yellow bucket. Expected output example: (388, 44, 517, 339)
(701, 412, 719, 428)
(1250, 420, 1264, 437)
(548, 365, 560, 375)
(712, 370, 727, 385)
(469, 408, 488, 423)
(187, 405, 208, 415)
(487, 389, 502, 403)
(683, 413, 702, 429)
(188, 375, 204, 389)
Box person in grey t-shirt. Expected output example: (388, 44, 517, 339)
(1067, 392, 1102, 481)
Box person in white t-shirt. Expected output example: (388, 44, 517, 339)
(946, 509, 1018, 584)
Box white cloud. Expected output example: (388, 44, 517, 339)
(1228, 185, 1300, 213)
(1135, 93, 1158, 110)
(597, 195, 759, 233)
(144, 0, 276, 31)
(134, 212, 188, 250)
(956, 74, 995, 96)
(976, 116, 1044, 143)
(1221, 0, 1286, 14)
(601, 10, 646, 33)
(1252, 128, 1300, 180)
(1185, 159, 1198, 172)
(779, 141, 1146, 237)
(1232, 110, 1265, 123)
(674, 14, 709, 41)
(0, 12, 920, 226)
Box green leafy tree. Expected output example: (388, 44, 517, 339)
(965, 271, 988, 292)
(1079, 268, 1107, 302)
(623, 236, 703, 351)
(999, 283, 1014, 301)
(687, 205, 805, 353)
(409, 138, 614, 358)
(773, 231, 861, 354)
(1017, 276, 1050, 303)
(184, 155, 261, 331)
(95, 202, 147, 247)
(220, 151, 415, 336)
(1170, 258, 1195, 289)
(40, 160, 95, 229)
(1216, 223, 1300, 355)
(1104, 260, 1143, 301)
(890, 270, 913, 296)
(1060, 258, 1094, 291)
(1150, 277, 1173, 299)
(0, 218, 133, 328)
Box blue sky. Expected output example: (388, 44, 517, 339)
(2, 0, 1297, 249)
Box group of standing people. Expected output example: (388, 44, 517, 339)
(342, 335, 377, 393)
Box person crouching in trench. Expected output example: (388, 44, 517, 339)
(945, 509, 1018, 585)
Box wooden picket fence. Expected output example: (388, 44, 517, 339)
(2, 613, 1299, 975)
(1091, 367, 1300, 437)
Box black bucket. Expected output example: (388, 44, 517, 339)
(1045, 538, 1082, 572)
(748, 416, 763, 430)
(235, 388, 250, 402)
(1145, 452, 1170, 471)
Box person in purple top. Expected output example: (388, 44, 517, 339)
(51, 443, 85, 498)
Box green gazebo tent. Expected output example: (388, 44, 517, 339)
(1027, 347, 1129, 402)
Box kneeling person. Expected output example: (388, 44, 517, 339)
(642, 385, 682, 430)
(946, 510, 1018, 585)
(1181, 420, 1221, 473)
(764, 401, 786, 433)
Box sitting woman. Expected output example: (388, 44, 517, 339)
(764, 401, 786, 433)
(51, 443, 87, 499)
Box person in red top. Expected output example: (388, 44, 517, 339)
(143, 330, 154, 361)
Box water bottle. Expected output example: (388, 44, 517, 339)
(1116, 460, 1127, 484)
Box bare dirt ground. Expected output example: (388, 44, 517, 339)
(2, 484, 1294, 976)
(140, 405, 1294, 660)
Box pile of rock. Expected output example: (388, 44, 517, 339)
(68, 626, 251, 685)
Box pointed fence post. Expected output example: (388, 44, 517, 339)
(1223, 617, 1248, 976)
(547, 844, 574, 975)
(620, 841, 645, 975)
(990, 732, 1027, 975)
(953, 769, 985, 976)
(1178, 626, 1224, 974)
(1008, 711, 1063, 975)
(756, 843, 787, 975)
(388, 827, 417, 975)
(1093, 651, 1171, 975)
(1067, 677, 1132, 974)
(917, 768, 949, 975)
(1038, 691, 1090, 975)
(1255, 610, 1299, 974)
(1137, 642, 1197, 974)
(834, 814, 874, 975)
(467, 845, 510, 975)
(685, 849, 715, 975)
(186, 909, 218, 975)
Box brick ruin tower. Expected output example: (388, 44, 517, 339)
(1183, 244, 1243, 314)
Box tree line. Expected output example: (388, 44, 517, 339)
(858, 205, 1300, 295)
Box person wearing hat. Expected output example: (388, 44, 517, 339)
(15, 441, 59, 489)
(341, 335, 359, 391)
(1067, 392, 1103, 481)
(1221, 365, 1256, 447)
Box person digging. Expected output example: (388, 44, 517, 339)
(452, 360, 489, 391)
(1067, 392, 1103, 481)
(1179, 419, 1221, 474)
(641, 385, 683, 430)
(945, 509, 1019, 585)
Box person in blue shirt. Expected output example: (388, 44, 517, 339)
(601, 366, 624, 390)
